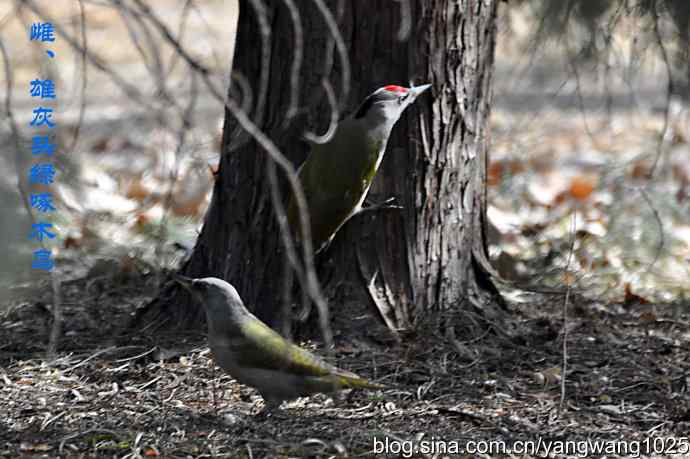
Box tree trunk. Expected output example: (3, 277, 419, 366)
(141, 0, 506, 337)
(330, 0, 506, 338)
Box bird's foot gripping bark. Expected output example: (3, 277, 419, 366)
(359, 197, 404, 215)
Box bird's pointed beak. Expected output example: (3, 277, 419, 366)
(409, 83, 431, 99)
(173, 273, 195, 291)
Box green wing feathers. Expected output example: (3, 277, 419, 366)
(238, 316, 382, 389)
(328, 371, 385, 390)
(286, 133, 385, 252)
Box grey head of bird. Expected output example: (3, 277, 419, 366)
(174, 275, 248, 332)
(352, 83, 431, 138)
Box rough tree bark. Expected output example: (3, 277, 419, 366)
(338, 0, 507, 337)
(142, 0, 506, 337)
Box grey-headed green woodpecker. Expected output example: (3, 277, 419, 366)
(287, 83, 431, 253)
(175, 275, 383, 412)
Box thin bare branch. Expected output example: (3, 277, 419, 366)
(22, 0, 152, 110)
(638, 187, 665, 273)
(312, 0, 350, 111)
(565, 36, 596, 142)
(229, 70, 254, 123)
(281, 0, 303, 122)
(647, 3, 673, 180)
(245, 0, 271, 126)
(116, 0, 163, 79)
(302, 78, 338, 144)
(47, 276, 62, 357)
(223, 93, 333, 349)
(127, 0, 333, 347)
(6, 5, 65, 357)
(395, 0, 412, 41)
(559, 210, 577, 413)
(164, 0, 194, 76)
(0, 34, 32, 220)
(64, 0, 88, 155)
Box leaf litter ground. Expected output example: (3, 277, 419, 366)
(1, 271, 689, 458)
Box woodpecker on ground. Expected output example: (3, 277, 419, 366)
(287, 83, 431, 253)
(175, 275, 383, 412)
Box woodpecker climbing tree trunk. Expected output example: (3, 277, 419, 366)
(339, 0, 507, 338)
(139, 0, 507, 339)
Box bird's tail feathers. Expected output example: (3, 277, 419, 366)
(336, 373, 385, 390)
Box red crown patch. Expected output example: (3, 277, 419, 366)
(383, 85, 408, 93)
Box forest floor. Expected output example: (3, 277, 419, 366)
(1, 270, 689, 458)
(2, 2, 690, 458)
